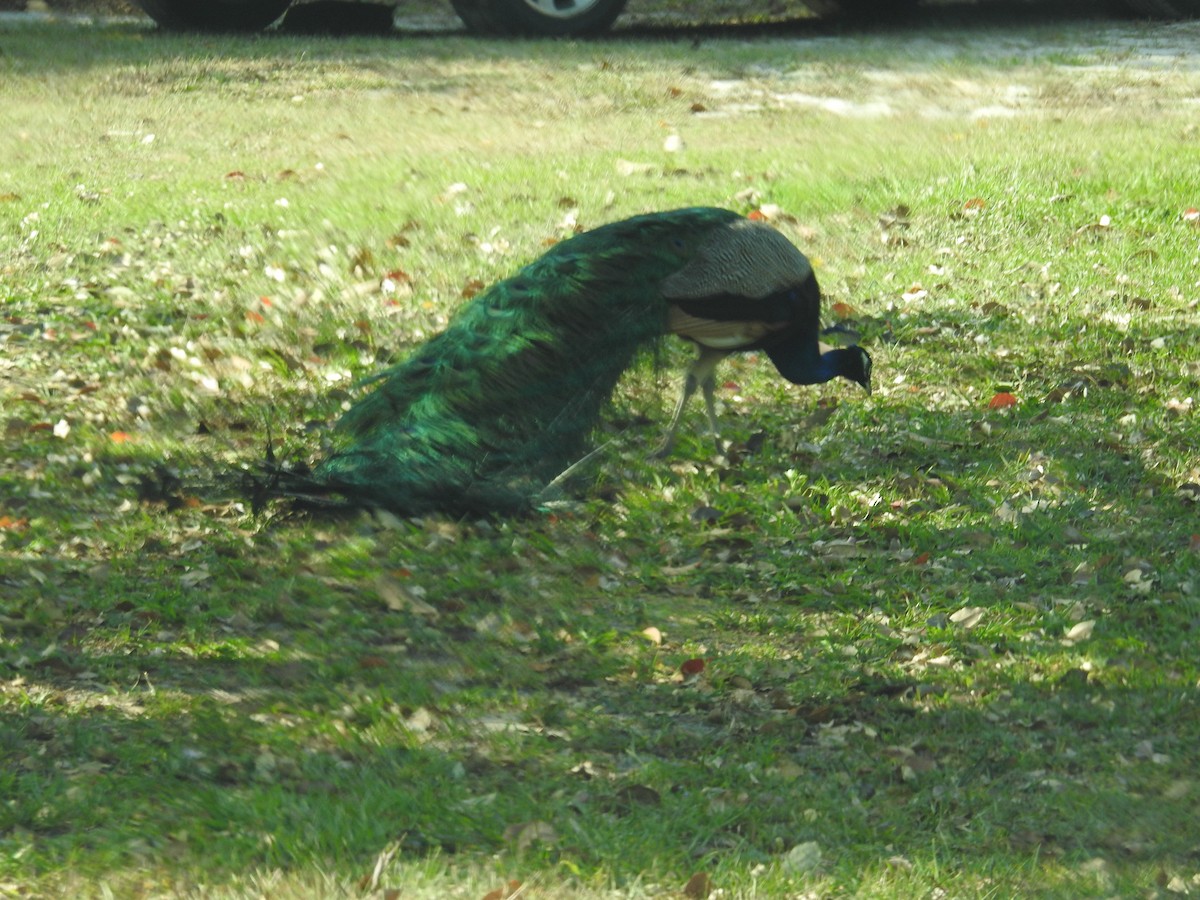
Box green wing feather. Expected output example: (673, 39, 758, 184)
(310, 207, 742, 514)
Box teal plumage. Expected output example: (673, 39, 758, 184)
(310, 207, 743, 514)
(280, 206, 871, 515)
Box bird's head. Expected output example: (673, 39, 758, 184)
(841, 346, 873, 396)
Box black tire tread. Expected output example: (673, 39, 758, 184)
(449, 0, 628, 36)
(1120, 0, 1200, 16)
(136, 0, 293, 31)
(805, 0, 920, 21)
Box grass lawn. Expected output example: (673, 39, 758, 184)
(2, 6, 1200, 897)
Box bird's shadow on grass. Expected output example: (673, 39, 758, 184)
(3, 355, 1198, 882)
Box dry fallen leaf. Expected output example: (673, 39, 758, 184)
(1064, 620, 1096, 642)
(1123, 569, 1154, 595)
(615, 159, 655, 176)
(481, 881, 523, 900)
(683, 872, 713, 899)
(770, 758, 806, 780)
(375, 573, 438, 617)
(782, 841, 822, 873)
(503, 820, 557, 853)
(949, 606, 986, 630)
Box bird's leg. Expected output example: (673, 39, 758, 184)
(655, 347, 726, 458)
(700, 371, 723, 455)
(654, 371, 699, 458)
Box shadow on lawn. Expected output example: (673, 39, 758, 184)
(2, 355, 1197, 882)
(2, 648, 1196, 875)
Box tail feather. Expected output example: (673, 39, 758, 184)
(283, 207, 744, 514)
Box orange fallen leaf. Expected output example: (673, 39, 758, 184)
(503, 821, 556, 852)
(680, 657, 706, 677)
(0, 516, 29, 531)
(988, 392, 1018, 409)
(481, 881, 523, 900)
(830, 301, 857, 319)
(109, 431, 133, 444)
(684, 871, 713, 899)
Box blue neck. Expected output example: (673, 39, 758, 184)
(767, 342, 843, 386)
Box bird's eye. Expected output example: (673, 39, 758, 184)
(671, 237, 686, 251)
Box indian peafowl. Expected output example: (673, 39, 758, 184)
(282, 207, 871, 515)
(655, 219, 872, 455)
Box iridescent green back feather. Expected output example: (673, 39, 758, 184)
(312, 207, 742, 514)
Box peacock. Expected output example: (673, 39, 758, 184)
(278, 207, 871, 515)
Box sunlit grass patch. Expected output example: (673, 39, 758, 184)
(2, 11, 1200, 898)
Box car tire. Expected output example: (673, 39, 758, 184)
(135, 0, 294, 31)
(805, 0, 919, 20)
(1118, 0, 1200, 16)
(449, 0, 629, 36)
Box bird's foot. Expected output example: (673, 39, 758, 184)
(651, 440, 675, 460)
